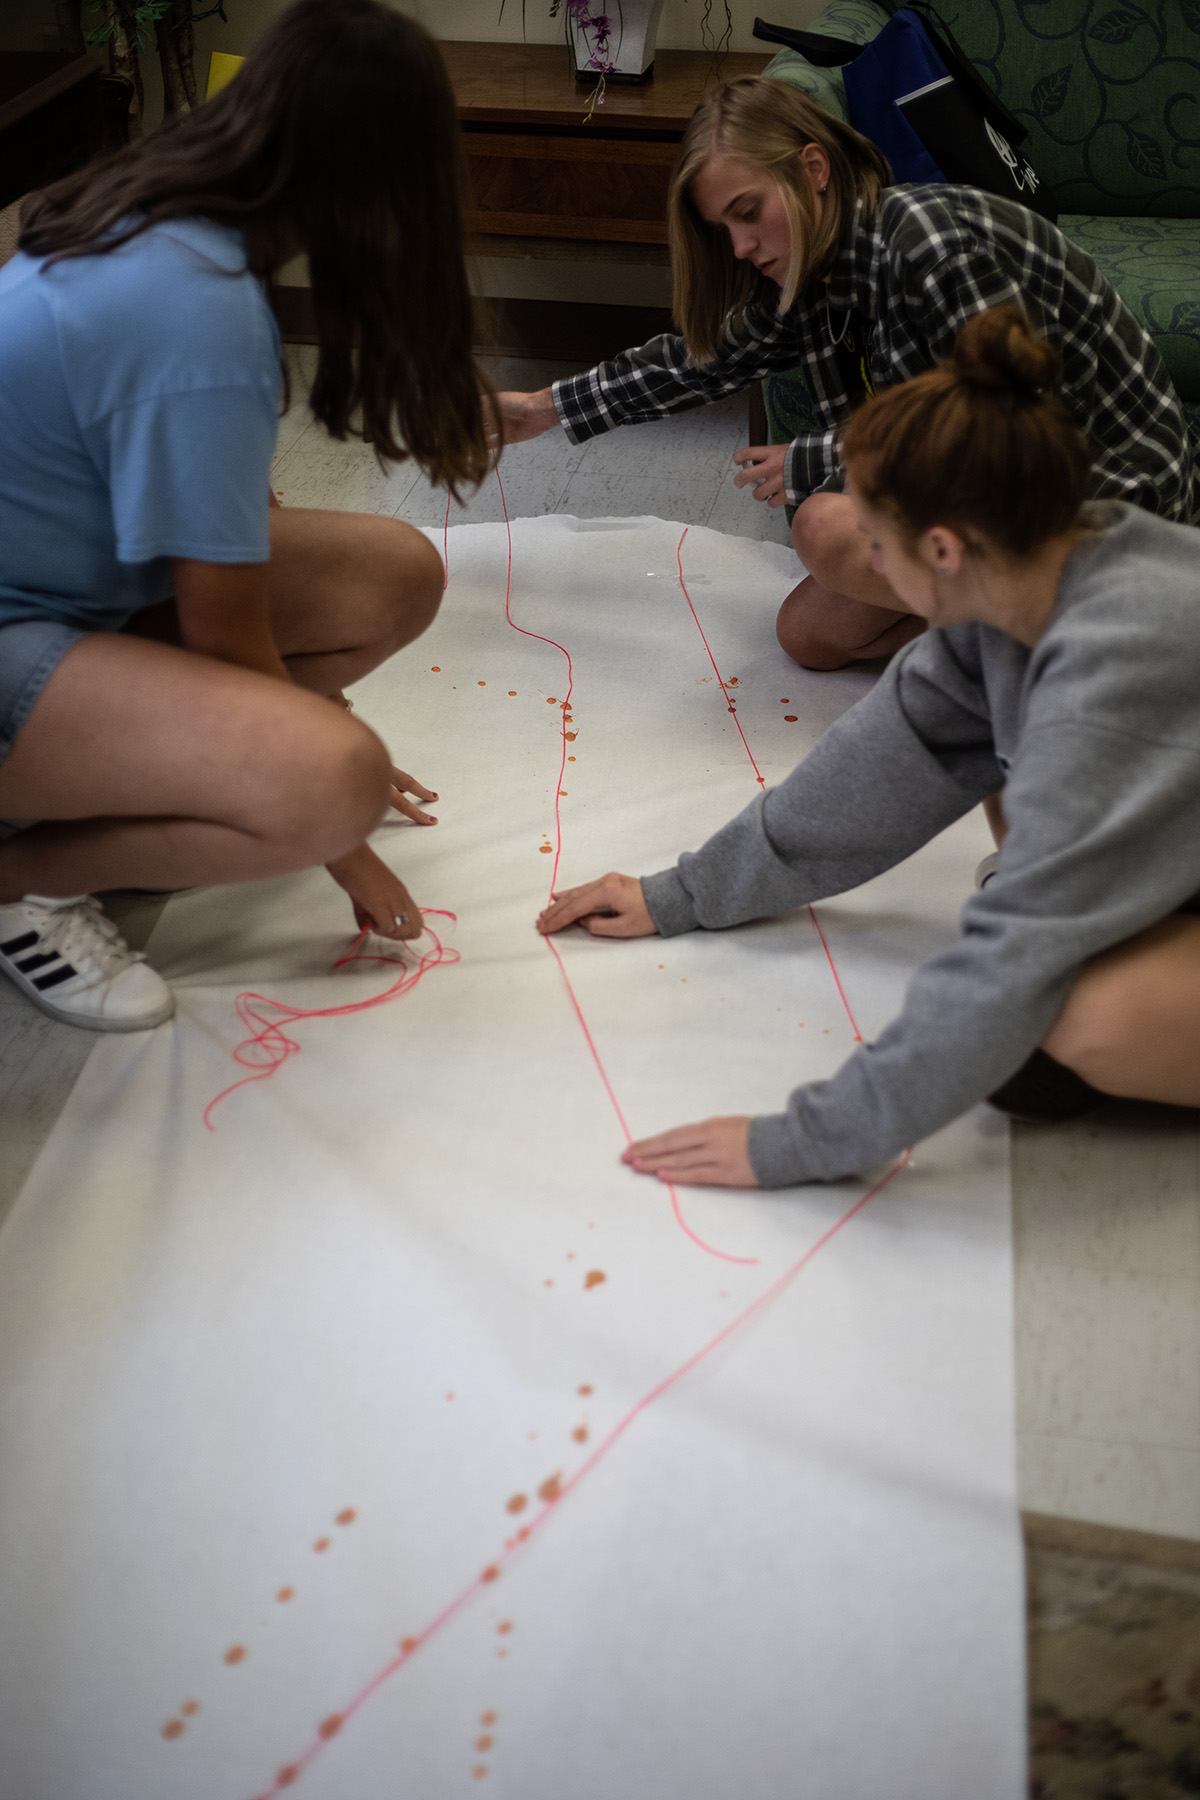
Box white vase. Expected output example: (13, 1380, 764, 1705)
(568, 0, 668, 83)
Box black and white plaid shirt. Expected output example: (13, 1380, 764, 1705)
(552, 185, 1197, 520)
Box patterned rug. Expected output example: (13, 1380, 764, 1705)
(1027, 1514, 1200, 1799)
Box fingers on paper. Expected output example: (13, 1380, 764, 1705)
(537, 873, 655, 938)
(621, 1117, 758, 1189)
(390, 767, 438, 825)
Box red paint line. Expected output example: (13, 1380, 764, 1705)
(203, 915, 459, 1129)
(675, 527, 766, 789)
(673, 528, 863, 1045)
(246, 1150, 911, 1798)
(491, 474, 756, 1270)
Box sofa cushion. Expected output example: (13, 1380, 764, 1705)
(1062, 214, 1200, 400)
(761, 0, 890, 121)
(928, 0, 1200, 219)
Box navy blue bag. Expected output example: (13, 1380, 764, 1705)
(753, 8, 1057, 223)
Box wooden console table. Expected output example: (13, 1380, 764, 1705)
(443, 42, 771, 247)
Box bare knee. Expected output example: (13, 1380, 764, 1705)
(791, 492, 851, 590)
(259, 706, 392, 867)
(356, 517, 444, 657)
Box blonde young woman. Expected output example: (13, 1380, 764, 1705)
(497, 78, 1195, 671)
(536, 309, 1200, 1190)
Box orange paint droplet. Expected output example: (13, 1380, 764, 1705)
(543, 1278, 553, 1287)
(277, 1766, 299, 1788)
(318, 1714, 343, 1740)
(446, 1391, 455, 1400)
(727, 704, 736, 713)
(572, 1425, 589, 1443)
(478, 680, 486, 686)
(564, 731, 577, 742)
(558, 789, 567, 796)
(567, 755, 576, 762)
(482, 1564, 500, 1583)
(578, 1383, 593, 1395)
(181, 1700, 200, 1717)
(496, 1649, 507, 1659)
(482, 1711, 498, 1726)
(657, 963, 664, 969)
(335, 1508, 356, 1526)
(431, 666, 441, 672)
(538, 1472, 563, 1502)
(584, 1270, 606, 1289)
(224, 1645, 246, 1665)
(784, 715, 798, 722)
(162, 1719, 185, 1740)
(276, 1586, 294, 1603)
(508, 690, 517, 696)
(477, 1733, 495, 1749)
(400, 1636, 417, 1653)
(538, 845, 553, 854)
(314, 1537, 331, 1552)
(473, 1766, 489, 1779)
(506, 1493, 527, 1514)
(547, 697, 557, 704)
(497, 1621, 513, 1636)
(517, 1526, 531, 1541)
(566, 1252, 575, 1260)
(780, 697, 790, 704)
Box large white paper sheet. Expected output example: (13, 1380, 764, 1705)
(0, 516, 1022, 1800)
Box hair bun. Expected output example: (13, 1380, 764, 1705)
(952, 306, 1060, 398)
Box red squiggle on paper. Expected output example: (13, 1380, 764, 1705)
(245, 1147, 911, 1800)
(674, 526, 863, 1046)
(202, 914, 459, 1129)
(491, 473, 756, 1269)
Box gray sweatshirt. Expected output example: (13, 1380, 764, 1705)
(640, 504, 1200, 1186)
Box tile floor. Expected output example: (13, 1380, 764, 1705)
(2, 347, 1197, 1544)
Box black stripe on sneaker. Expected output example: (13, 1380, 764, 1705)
(32, 964, 76, 991)
(0, 931, 39, 956)
(13, 951, 59, 973)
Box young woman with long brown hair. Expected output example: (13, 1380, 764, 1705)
(536, 308, 1200, 1189)
(497, 77, 1194, 672)
(0, 0, 493, 1030)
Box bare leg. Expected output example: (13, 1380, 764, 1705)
(1042, 915, 1200, 1106)
(776, 491, 926, 671)
(129, 508, 445, 696)
(0, 634, 391, 902)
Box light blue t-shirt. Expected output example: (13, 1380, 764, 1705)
(0, 215, 281, 631)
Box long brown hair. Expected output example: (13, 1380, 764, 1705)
(21, 0, 493, 496)
(840, 307, 1092, 557)
(669, 77, 890, 363)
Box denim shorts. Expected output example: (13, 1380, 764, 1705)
(0, 617, 84, 767)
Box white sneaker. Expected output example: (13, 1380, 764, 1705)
(974, 851, 1001, 890)
(0, 894, 175, 1031)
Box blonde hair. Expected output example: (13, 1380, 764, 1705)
(668, 77, 891, 363)
(841, 308, 1092, 557)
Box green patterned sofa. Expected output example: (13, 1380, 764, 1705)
(761, 0, 1200, 465)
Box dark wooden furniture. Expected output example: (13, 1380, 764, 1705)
(443, 42, 771, 247)
(0, 52, 118, 215)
